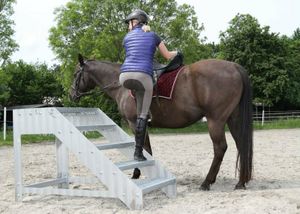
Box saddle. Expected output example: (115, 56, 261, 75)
(130, 52, 184, 100)
(151, 52, 184, 102)
(153, 51, 184, 84)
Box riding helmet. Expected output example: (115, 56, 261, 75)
(125, 9, 149, 24)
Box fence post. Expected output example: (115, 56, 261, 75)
(261, 109, 265, 126)
(3, 107, 6, 140)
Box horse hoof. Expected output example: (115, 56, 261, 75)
(200, 184, 210, 191)
(131, 168, 141, 179)
(235, 183, 246, 190)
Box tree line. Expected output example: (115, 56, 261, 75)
(1, 0, 300, 122)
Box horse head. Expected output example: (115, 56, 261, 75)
(69, 54, 96, 101)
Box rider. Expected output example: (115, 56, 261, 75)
(120, 9, 177, 161)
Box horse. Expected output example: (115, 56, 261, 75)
(69, 54, 253, 190)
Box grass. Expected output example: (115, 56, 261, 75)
(1, 119, 300, 147)
(0, 130, 102, 146)
(253, 119, 300, 130)
(149, 119, 300, 134)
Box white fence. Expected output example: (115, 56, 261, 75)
(253, 110, 300, 125)
(1, 108, 300, 140)
(1, 107, 12, 140)
(2, 107, 6, 140)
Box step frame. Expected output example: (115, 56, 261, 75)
(13, 107, 176, 210)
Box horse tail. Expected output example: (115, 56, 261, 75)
(235, 64, 253, 183)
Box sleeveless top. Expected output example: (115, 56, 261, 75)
(121, 25, 161, 77)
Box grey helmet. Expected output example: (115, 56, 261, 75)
(125, 9, 149, 24)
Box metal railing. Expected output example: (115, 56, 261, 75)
(253, 110, 300, 125)
(1, 107, 7, 140)
(2, 107, 300, 139)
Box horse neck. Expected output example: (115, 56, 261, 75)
(91, 61, 124, 101)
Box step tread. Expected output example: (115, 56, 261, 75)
(76, 124, 116, 131)
(96, 141, 134, 150)
(138, 177, 176, 194)
(76, 124, 116, 127)
(116, 159, 155, 170)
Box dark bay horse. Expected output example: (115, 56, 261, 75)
(70, 54, 253, 190)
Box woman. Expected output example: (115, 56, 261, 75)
(120, 9, 177, 161)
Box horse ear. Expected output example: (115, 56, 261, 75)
(78, 54, 85, 67)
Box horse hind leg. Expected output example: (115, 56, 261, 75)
(201, 119, 227, 191)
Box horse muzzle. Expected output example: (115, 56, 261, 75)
(69, 89, 81, 102)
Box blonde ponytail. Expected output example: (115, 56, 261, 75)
(142, 24, 151, 32)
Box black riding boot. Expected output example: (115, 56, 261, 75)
(134, 117, 147, 161)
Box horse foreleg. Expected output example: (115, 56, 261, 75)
(201, 120, 227, 191)
(132, 132, 152, 179)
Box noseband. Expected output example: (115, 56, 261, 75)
(71, 64, 121, 99)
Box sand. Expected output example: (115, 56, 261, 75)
(1, 129, 300, 214)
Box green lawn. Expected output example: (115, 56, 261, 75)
(150, 119, 300, 134)
(1, 119, 300, 146)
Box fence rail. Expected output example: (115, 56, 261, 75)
(1, 108, 300, 140)
(253, 110, 300, 125)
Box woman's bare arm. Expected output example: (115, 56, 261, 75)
(158, 42, 177, 60)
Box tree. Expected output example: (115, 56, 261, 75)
(292, 27, 300, 40)
(218, 14, 289, 106)
(49, 0, 207, 122)
(0, 0, 18, 66)
(2, 61, 63, 106)
(279, 29, 300, 108)
(0, 67, 10, 104)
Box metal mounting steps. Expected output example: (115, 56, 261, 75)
(13, 107, 176, 209)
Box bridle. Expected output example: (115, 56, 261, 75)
(71, 64, 121, 99)
(71, 66, 91, 99)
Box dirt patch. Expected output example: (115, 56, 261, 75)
(1, 129, 300, 213)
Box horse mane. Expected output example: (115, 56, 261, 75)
(85, 59, 121, 67)
(82, 59, 121, 80)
